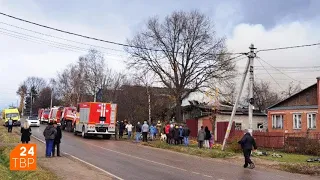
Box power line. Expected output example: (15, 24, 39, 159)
(256, 58, 284, 90)
(257, 42, 320, 53)
(0, 30, 83, 53)
(0, 25, 244, 65)
(0, 12, 158, 51)
(0, 21, 125, 53)
(0, 12, 245, 55)
(256, 57, 307, 86)
(0, 27, 126, 58)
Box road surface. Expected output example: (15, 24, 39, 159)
(26, 124, 319, 180)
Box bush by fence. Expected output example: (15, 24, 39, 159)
(284, 132, 320, 156)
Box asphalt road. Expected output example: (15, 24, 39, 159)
(24, 123, 319, 180)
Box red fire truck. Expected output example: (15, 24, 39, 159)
(60, 107, 77, 132)
(48, 106, 63, 123)
(73, 102, 117, 139)
(38, 108, 50, 124)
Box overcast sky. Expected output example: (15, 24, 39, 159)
(0, 0, 319, 109)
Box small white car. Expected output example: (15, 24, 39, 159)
(26, 116, 40, 127)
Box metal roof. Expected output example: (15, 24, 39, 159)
(268, 105, 318, 111)
(267, 83, 317, 110)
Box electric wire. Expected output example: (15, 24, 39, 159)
(256, 58, 284, 90)
(0, 11, 245, 55)
(256, 57, 307, 86)
(0, 21, 125, 53)
(257, 42, 320, 53)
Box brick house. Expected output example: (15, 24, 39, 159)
(267, 77, 320, 133)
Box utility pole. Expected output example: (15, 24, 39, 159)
(50, 88, 53, 109)
(147, 86, 151, 125)
(93, 85, 97, 102)
(248, 44, 256, 133)
(221, 44, 256, 151)
(30, 90, 33, 116)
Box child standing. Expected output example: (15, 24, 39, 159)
(209, 132, 214, 149)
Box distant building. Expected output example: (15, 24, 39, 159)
(267, 77, 320, 133)
(182, 102, 267, 142)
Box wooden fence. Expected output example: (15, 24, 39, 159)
(231, 130, 285, 149)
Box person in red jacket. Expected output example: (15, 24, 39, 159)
(165, 122, 170, 144)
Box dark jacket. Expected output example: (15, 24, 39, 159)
(43, 125, 57, 140)
(205, 127, 211, 140)
(238, 133, 257, 150)
(54, 126, 62, 143)
(183, 127, 191, 137)
(136, 124, 142, 133)
(174, 128, 180, 140)
(21, 127, 31, 142)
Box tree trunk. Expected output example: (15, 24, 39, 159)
(175, 97, 183, 122)
(210, 112, 216, 138)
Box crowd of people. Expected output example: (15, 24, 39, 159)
(115, 120, 215, 149)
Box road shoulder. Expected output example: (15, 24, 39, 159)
(31, 136, 112, 180)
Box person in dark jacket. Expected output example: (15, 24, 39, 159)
(7, 117, 13, 133)
(183, 124, 191, 146)
(52, 123, 62, 157)
(119, 121, 125, 139)
(238, 130, 257, 169)
(204, 126, 211, 148)
(169, 124, 175, 144)
(135, 122, 142, 142)
(43, 122, 57, 158)
(21, 122, 31, 144)
(173, 126, 180, 145)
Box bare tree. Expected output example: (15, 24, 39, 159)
(125, 11, 235, 122)
(24, 77, 47, 93)
(82, 49, 105, 101)
(281, 82, 302, 98)
(244, 80, 281, 111)
(16, 84, 27, 114)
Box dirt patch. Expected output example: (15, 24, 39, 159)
(32, 137, 112, 180)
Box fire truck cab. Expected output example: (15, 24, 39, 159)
(60, 107, 77, 132)
(38, 108, 50, 124)
(73, 102, 117, 139)
(48, 106, 63, 123)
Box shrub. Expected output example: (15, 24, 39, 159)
(284, 137, 320, 156)
(227, 136, 242, 153)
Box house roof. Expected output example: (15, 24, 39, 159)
(267, 83, 317, 110)
(182, 104, 267, 117)
(267, 105, 318, 111)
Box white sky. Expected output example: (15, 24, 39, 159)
(0, 0, 319, 109)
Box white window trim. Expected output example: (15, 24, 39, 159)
(293, 113, 302, 130)
(307, 113, 317, 129)
(272, 114, 283, 129)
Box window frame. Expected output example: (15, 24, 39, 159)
(293, 113, 302, 130)
(307, 113, 317, 129)
(272, 114, 284, 129)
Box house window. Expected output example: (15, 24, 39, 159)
(272, 115, 283, 129)
(257, 123, 263, 129)
(307, 113, 316, 129)
(293, 114, 302, 129)
(235, 123, 242, 130)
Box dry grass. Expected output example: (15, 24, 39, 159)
(141, 141, 235, 158)
(0, 126, 58, 180)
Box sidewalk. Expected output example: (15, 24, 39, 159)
(32, 136, 112, 180)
